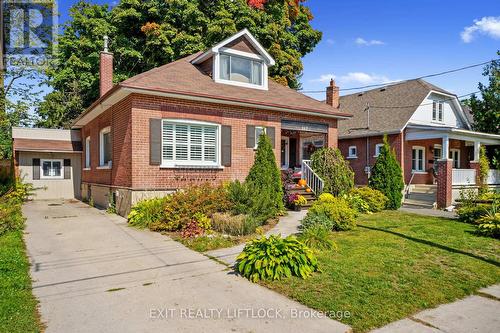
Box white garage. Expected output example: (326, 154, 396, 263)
(12, 127, 82, 200)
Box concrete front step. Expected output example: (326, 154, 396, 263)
(403, 200, 435, 208)
(407, 193, 436, 201)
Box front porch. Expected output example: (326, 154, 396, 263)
(405, 126, 500, 208)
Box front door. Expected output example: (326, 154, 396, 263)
(449, 149, 460, 168)
(281, 137, 290, 169)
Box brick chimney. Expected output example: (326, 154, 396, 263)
(99, 36, 113, 97)
(326, 79, 340, 109)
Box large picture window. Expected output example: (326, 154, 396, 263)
(41, 159, 63, 179)
(220, 53, 263, 86)
(162, 120, 220, 167)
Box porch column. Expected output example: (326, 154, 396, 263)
(441, 135, 449, 160)
(436, 159, 453, 208)
(470, 141, 481, 185)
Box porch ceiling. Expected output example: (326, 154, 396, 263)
(406, 125, 500, 145)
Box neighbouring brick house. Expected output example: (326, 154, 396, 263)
(336, 79, 500, 208)
(13, 29, 350, 216)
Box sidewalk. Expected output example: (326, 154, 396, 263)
(372, 284, 500, 333)
(205, 210, 306, 266)
(400, 206, 457, 219)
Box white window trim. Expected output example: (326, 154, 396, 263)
(99, 126, 112, 168)
(160, 119, 222, 168)
(84, 136, 91, 170)
(412, 146, 426, 173)
(254, 126, 267, 149)
(213, 52, 268, 91)
(347, 146, 358, 159)
(449, 149, 460, 168)
(374, 143, 384, 157)
(40, 159, 64, 179)
(432, 100, 444, 122)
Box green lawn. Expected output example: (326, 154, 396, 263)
(262, 211, 500, 332)
(0, 231, 42, 332)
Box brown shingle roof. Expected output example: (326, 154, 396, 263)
(14, 139, 82, 152)
(338, 79, 455, 138)
(119, 53, 351, 118)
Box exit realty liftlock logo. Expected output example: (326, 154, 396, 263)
(2, 0, 58, 65)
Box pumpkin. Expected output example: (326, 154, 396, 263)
(306, 188, 312, 193)
(298, 179, 307, 187)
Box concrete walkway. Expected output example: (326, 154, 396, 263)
(23, 201, 349, 333)
(371, 284, 500, 333)
(205, 210, 306, 266)
(400, 205, 457, 219)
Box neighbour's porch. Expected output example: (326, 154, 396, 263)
(405, 125, 500, 208)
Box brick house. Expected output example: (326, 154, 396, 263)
(13, 29, 350, 216)
(336, 79, 500, 208)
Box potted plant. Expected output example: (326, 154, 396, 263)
(286, 193, 299, 209)
(293, 195, 307, 211)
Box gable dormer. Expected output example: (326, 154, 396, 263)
(191, 29, 275, 90)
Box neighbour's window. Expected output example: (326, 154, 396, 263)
(254, 126, 266, 148)
(412, 147, 425, 172)
(99, 127, 112, 167)
(220, 53, 263, 86)
(374, 144, 384, 157)
(85, 136, 91, 169)
(162, 120, 219, 166)
(41, 159, 63, 179)
(432, 101, 444, 122)
(348, 146, 357, 158)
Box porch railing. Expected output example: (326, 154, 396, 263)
(452, 169, 476, 185)
(487, 170, 500, 185)
(301, 160, 324, 195)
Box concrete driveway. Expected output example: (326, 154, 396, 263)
(23, 200, 350, 333)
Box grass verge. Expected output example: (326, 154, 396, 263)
(262, 211, 500, 332)
(0, 230, 42, 332)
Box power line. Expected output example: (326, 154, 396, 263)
(370, 91, 480, 109)
(299, 59, 497, 94)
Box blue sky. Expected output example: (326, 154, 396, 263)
(22, 0, 500, 103)
(301, 0, 499, 98)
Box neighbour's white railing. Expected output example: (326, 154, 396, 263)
(301, 160, 324, 195)
(452, 169, 476, 185)
(487, 169, 500, 185)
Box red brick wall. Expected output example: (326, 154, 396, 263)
(81, 96, 132, 187)
(436, 159, 452, 208)
(82, 93, 339, 190)
(339, 133, 403, 185)
(99, 52, 113, 97)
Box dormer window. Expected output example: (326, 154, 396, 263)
(432, 101, 444, 122)
(191, 29, 275, 91)
(220, 54, 263, 86)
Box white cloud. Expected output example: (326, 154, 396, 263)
(309, 74, 336, 83)
(461, 16, 500, 43)
(355, 37, 385, 46)
(338, 72, 392, 85)
(326, 39, 335, 45)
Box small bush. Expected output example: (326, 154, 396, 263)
(0, 181, 31, 236)
(350, 187, 388, 212)
(343, 193, 370, 214)
(457, 205, 490, 224)
(318, 193, 335, 202)
(227, 180, 252, 215)
(181, 220, 205, 239)
(304, 198, 357, 231)
(299, 226, 337, 251)
(128, 197, 167, 229)
(476, 213, 500, 238)
(150, 184, 231, 232)
(212, 213, 259, 236)
(301, 212, 335, 231)
(310, 147, 354, 196)
(193, 212, 211, 231)
(236, 235, 320, 282)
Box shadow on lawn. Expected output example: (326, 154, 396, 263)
(358, 225, 500, 268)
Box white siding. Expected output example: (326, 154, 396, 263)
(18, 152, 81, 200)
(409, 92, 466, 128)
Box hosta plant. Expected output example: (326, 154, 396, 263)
(235, 235, 319, 282)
